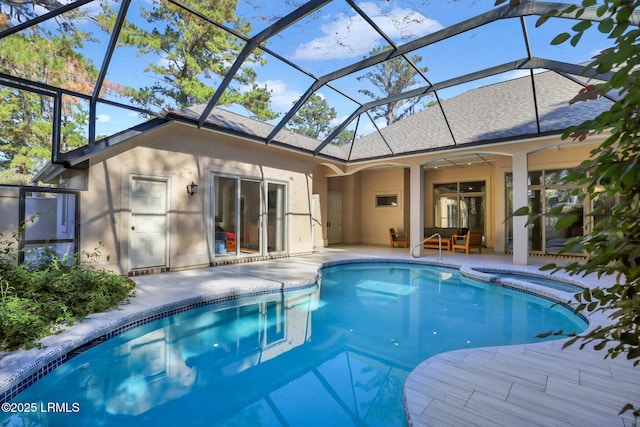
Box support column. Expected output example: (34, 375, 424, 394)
(410, 164, 424, 256)
(512, 152, 528, 265)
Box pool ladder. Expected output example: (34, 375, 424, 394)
(411, 233, 443, 261)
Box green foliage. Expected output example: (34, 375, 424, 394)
(288, 94, 337, 139)
(502, 0, 640, 418)
(0, 231, 135, 351)
(0, 28, 97, 176)
(334, 129, 356, 146)
(105, 0, 277, 120)
(0, 170, 34, 186)
(0, 292, 46, 351)
(357, 46, 432, 125)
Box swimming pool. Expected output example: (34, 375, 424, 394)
(1, 261, 587, 426)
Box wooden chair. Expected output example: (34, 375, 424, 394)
(389, 228, 408, 248)
(451, 229, 483, 254)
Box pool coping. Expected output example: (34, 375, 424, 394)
(0, 248, 635, 426)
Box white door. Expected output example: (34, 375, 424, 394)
(327, 192, 342, 245)
(130, 177, 168, 270)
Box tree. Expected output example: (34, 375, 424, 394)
(334, 129, 355, 146)
(288, 94, 337, 139)
(102, 1, 277, 120)
(0, 2, 126, 179)
(0, 1, 65, 31)
(357, 46, 431, 126)
(0, 29, 99, 177)
(498, 0, 640, 417)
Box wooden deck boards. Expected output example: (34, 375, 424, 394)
(405, 342, 639, 427)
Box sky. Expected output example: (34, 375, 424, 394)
(1, 0, 614, 140)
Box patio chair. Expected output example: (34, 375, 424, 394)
(215, 226, 236, 252)
(389, 228, 408, 248)
(451, 229, 483, 254)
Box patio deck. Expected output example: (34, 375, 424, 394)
(1, 245, 638, 426)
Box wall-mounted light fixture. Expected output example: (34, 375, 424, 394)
(187, 181, 198, 196)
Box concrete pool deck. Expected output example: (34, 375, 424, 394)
(1, 245, 638, 426)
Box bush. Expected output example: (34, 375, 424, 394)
(0, 233, 135, 351)
(0, 294, 46, 350)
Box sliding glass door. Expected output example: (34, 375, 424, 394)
(433, 181, 485, 232)
(212, 175, 286, 259)
(505, 170, 585, 255)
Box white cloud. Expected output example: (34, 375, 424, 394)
(262, 80, 302, 111)
(96, 114, 111, 123)
(292, 2, 443, 61)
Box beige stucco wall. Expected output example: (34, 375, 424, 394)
(311, 164, 331, 247)
(359, 167, 407, 246)
(80, 123, 319, 273)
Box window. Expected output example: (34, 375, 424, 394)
(375, 194, 398, 207)
(433, 182, 485, 231)
(506, 169, 584, 255)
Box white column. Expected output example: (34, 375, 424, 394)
(512, 152, 528, 265)
(410, 164, 424, 256)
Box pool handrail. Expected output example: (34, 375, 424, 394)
(411, 233, 443, 261)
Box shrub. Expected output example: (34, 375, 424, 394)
(0, 233, 135, 351)
(0, 294, 46, 350)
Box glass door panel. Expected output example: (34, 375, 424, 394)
(240, 180, 261, 255)
(213, 176, 237, 257)
(267, 183, 286, 253)
(434, 196, 459, 228)
(529, 189, 543, 252)
(462, 195, 484, 231)
(545, 188, 584, 253)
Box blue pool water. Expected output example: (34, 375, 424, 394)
(2, 262, 587, 426)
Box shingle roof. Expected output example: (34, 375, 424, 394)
(34, 69, 612, 185)
(343, 70, 612, 161)
(170, 105, 322, 152)
(171, 70, 611, 163)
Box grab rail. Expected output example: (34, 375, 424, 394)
(411, 233, 443, 261)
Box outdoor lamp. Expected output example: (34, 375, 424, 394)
(187, 181, 198, 196)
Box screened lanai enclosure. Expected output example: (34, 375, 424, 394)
(0, 0, 624, 174)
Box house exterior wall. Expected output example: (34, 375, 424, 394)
(80, 123, 319, 274)
(359, 168, 407, 246)
(26, 125, 605, 270)
(311, 164, 331, 247)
